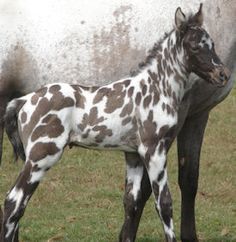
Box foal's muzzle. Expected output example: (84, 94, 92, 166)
(209, 66, 231, 87)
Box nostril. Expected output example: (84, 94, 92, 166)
(219, 71, 226, 80)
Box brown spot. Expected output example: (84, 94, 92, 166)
(64, 97, 75, 108)
(90, 86, 100, 92)
(49, 85, 61, 94)
(157, 170, 165, 182)
(21, 111, 27, 123)
(89, 107, 104, 125)
(82, 129, 90, 139)
(93, 87, 111, 104)
(162, 103, 166, 111)
(148, 70, 158, 82)
(22, 98, 50, 146)
(104, 84, 126, 113)
(167, 65, 172, 77)
(31, 94, 39, 105)
(158, 141, 165, 154)
(121, 121, 138, 148)
(141, 84, 147, 96)
(29, 142, 60, 162)
(122, 117, 132, 126)
(152, 181, 159, 199)
(37, 87, 47, 97)
(135, 92, 142, 106)
(139, 118, 170, 164)
(139, 111, 158, 158)
(75, 93, 86, 108)
(166, 104, 171, 115)
(174, 68, 183, 85)
(120, 99, 133, 117)
(143, 95, 152, 109)
(172, 91, 178, 110)
(167, 84, 172, 97)
(164, 48, 169, 61)
(159, 183, 172, 228)
(15, 161, 32, 189)
(113, 82, 123, 92)
(31, 114, 65, 142)
(172, 47, 177, 60)
(93, 125, 113, 143)
(128, 87, 134, 97)
(123, 79, 131, 87)
(153, 91, 160, 105)
(22, 88, 74, 147)
(71, 85, 86, 108)
(78, 107, 105, 131)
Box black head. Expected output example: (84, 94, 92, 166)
(175, 4, 230, 87)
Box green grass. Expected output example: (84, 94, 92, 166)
(0, 88, 235, 242)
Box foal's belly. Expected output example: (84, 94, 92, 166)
(69, 122, 138, 152)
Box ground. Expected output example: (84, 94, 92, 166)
(0, 88, 235, 242)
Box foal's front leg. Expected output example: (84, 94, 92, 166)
(139, 142, 176, 242)
(119, 152, 152, 242)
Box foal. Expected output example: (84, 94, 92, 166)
(0, 5, 229, 242)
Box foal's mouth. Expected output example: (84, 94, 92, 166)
(208, 67, 231, 87)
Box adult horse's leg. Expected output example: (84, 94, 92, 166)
(0, 95, 8, 164)
(177, 111, 209, 242)
(119, 152, 152, 242)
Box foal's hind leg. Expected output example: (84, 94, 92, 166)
(0, 147, 64, 242)
(138, 143, 176, 242)
(119, 152, 152, 242)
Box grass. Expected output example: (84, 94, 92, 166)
(0, 88, 235, 242)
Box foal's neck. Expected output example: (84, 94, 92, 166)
(146, 30, 191, 105)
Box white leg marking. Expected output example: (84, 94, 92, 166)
(126, 165, 143, 201)
(6, 187, 24, 238)
(148, 149, 166, 183)
(29, 151, 62, 184)
(30, 169, 45, 184)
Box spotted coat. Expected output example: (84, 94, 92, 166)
(0, 5, 230, 242)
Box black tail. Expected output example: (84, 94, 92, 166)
(4, 99, 26, 162)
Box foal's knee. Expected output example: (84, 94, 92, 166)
(159, 184, 173, 228)
(123, 184, 141, 216)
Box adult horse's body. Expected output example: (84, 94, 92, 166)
(0, 0, 235, 242)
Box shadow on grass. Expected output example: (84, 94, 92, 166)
(136, 235, 236, 242)
(136, 236, 165, 242)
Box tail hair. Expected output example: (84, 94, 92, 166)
(4, 99, 26, 162)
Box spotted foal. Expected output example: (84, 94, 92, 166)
(0, 5, 229, 242)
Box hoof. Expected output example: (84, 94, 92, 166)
(181, 238, 198, 242)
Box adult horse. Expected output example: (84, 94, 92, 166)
(0, 0, 235, 241)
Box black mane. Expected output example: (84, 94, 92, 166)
(130, 29, 174, 76)
(130, 13, 199, 77)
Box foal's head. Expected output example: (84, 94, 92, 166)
(175, 4, 230, 86)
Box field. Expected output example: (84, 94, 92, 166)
(0, 88, 235, 242)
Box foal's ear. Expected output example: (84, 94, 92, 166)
(175, 7, 186, 30)
(192, 3, 203, 26)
